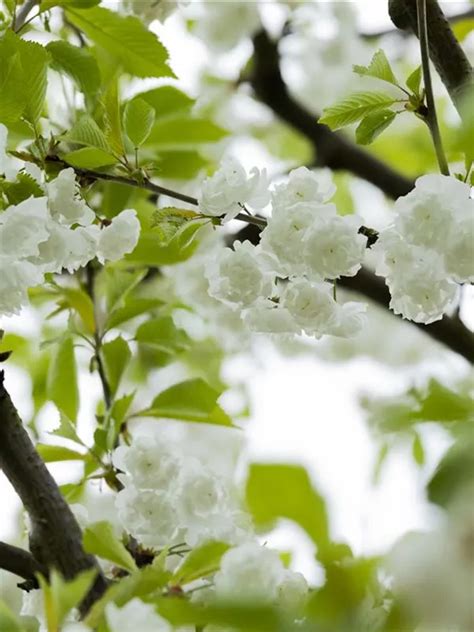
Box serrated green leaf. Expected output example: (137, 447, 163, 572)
(83, 521, 137, 573)
(319, 92, 398, 131)
(0, 45, 26, 124)
(47, 336, 79, 422)
(126, 220, 202, 266)
(51, 413, 84, 445)
(102, 77, 126, 158)
(36, 444, 89, 463)
(65, 114, 111, 152)
(42, 0, 100, 9)
(406, 65, 422, 96)
(102, 336, 131, 397)
(141, 378, 234, 427)
(147, 116, 227, 148)
(173, 541, 230, 585)
(124, 97, 156, 148)
(135, 316, 190, 354)
(47, 40, 101, 104)
(66, 6, 174, 79)
(353, 49, 398, 86)
(3, 172, 44, 205)
(355, 109, 397, 145)
(62, 147, 118, 169)
(246, 464, 330, 552)
(151, 207, 198, 245)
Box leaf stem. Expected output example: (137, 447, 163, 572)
(416, 0, 450, 176)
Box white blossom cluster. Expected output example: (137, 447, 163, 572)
(201, 162, 368, 339)
(373, 175, 473, 324)
(214, 542, 308, 612)
(123, 0, 189, 24)
(0, 125, 140, 317)
(190, 2, 262, 51)
(113, 434, 251, 548)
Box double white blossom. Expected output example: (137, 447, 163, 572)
(198, 157, 269, 222)
(192, 2, 262, 51)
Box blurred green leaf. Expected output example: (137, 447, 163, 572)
(102, 336, 131, 397)
(172, 541, 230, 585)
(36, 443, 89, 463)
(135, 316, 190, 354)
(147, 117, 227, 148)
(63, 147, 118, 169)
(47, 336, 79, 422)
(38, 569, 97, 631)
(124, 98, 156, 148)
(137, 86, 194, 118)
(47, 40, 101, 105)
(83, 521, 137, 573)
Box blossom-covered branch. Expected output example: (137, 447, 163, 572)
(0, 371, 108, 612)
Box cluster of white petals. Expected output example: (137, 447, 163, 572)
(214, 542, 308, 611)
(0, 125, 140, 317)
(123, 0, 190, 23)
(192, 2, 261, 51)
(373, 174, 473, 324)
(203, 164, 368, 340)
(113, 434, 251, 548)
(198, 157, 269, 222)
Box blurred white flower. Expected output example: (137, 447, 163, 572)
(193, 2, 261, 51)
(106, 598, 172, 632)
(0, 196, 50, 258)
(47, 168, 95, 227)
(272, 167, 336, 210)
(281, 278, 340, 338)
(0, 257, 43, 316)
(97, 209, 140, 263)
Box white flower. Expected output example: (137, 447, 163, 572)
(445, 214, 474, 283)
(281, 278, 340, 338)
(0, 257, 43, 316)
(194, 3, 261, 51)
(303, 214, 367, 280)
(261, 202, 335, 275)
(33, 223, 97, 273)
(206, 241, 274, 308)
(277, 570, 309, 613)
(331, 301, 367, 338)
(177, 460, 226, 522)
(97, 209, 140, 263)
(214, 543, 285, 604)
(198, 157, 269, 222)
(106, 598, 171, 632)
(115, 486, 178, 548)
(244, 298, 299, 335)
(0, 196, 50, 258)
(271, 167, 336, 210)
(47, 168, 95, 226)
(124, 0, 188, 23)
(113, 436, 180, 490)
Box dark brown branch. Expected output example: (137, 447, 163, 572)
(233, 223, 474, 363)
(250, 30, 414, 201)
(0, 542, 45, 588)
(0, 371, 108, 612)
(389, 0, 474, 118)
(361, 7, 474, 39)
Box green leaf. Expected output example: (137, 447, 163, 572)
(2, 172, 45, 205)
(47, 336, 79, 422)
(135, 316, 190, 354)
(147, 117, 227, 148)
(36, 444, 89, 463)
(51, 413, 84, 445)
(406, 65, 422, 96)
(173, 541, 230, 585)
(103, 268, 147, 314)
(353, 49, 399, 86)
(106, 298, 164, 331)
(56, 287, 96, 334)
(0, 601, 24, 632)
(42, 0, 100, 9)
(319, 92, 398, 130)
(427, 435, 474, 507)
(355, 109, 397, 145)
(411, 432, 425, 466)
(138, 86, 194, 118)
(66, 6, 174, 79)
(127, 220, 202, 266)
(124, 98, 156, 148)
(141, 378, 234, 427)
(38, 570, 97, 630)
(151, 207, 198, 245)
(62, 147, 118, 169)
(0, 40, 26, 124)
(110, 392, 135, 429)
(102, 336, 131, 397)
(153, 150, 208, 179)
(83, 521, 137, 573)
(46, 40, 101, 104)
(65, 114, 111, 152)
(246, 464, 330, 552)
(102, 76, 126, 158)
(15, 35, 50, 125)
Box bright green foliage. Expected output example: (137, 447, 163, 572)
(65, 114, 111, 153)
(137, 86, 194, 117)
(246, 464, 330, 550)
(124, 98, 156, 148)
(411, 432, 425, 466)
(66, 7, 174, 79)
(135, 316, 190, 354)
(406, 66, 422, 97)
(1, 172, 44, 206)
(353, 49, 399, 87)
(42, 0, 101, 9)
(36, 443, 89, 463)
(428, 433, 474, 507)
(102, 336, 131, 397)
(147, 116, 227, 148)
(83, 521, 137, 573)
(47, 336, 79, 422)
(140, 378, 234, 427)
(38, 570, 97, 631)
(62, 147, 118, 169)
(172, 541, 230, 585)
(47, 40, 101, 105)
(355, 110, 397, 145)
(102, 77, 126, 159)
(319, 92, 398, 130)
(0, 601, 24, 632)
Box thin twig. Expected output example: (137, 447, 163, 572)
(417, 0, 450, 176)
(14, 0, 38, 32)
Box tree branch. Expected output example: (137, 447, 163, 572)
(0, 371, 108, 611)
(389, 0, 474, 119)
(0, 542, 45, 588)
(250, 30, 414, 201)
(361, 7, 474, 39)
(233, 223, 474, 363)
(14, 0, 39, 32)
